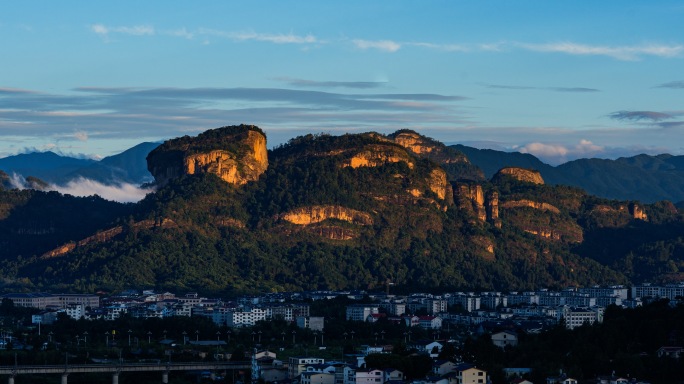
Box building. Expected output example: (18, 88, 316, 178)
(297, 316, 325, 331)
(559, 307, 603, 329)
(65, 303, 85, 320)
(456, 365, 487, 384)
(355, 368, 384, 384)
(491, 330, 518, 348)
(346, 305, 379, 322)
(418, 316, 443, 329)
(1, 293, 100, 310)
(289, 357, 325, 378)
(226, 308, 269, 327)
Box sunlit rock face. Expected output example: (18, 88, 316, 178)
(280, 205, 373, 226)
(494, 167, 545, 185)
(147, 125, 268, 187)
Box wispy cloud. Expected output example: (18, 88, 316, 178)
(90, 23, 155, 37)
(352, 39, 401, 52)
(274, 77, 388, 89)
(656, 80, 684, 89)
(53, 177, 154, 203)
(6, 174, 152, 203)
(408, 42, 470, 52)
(518, 42, 683, 61)
(197, 28, 317, 44)
(609, 110, 673, 121)
(484, 83, 600, 93)
(0, 86, 470, 148)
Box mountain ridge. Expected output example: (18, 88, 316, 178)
(1, 125, 681, 296)
(452, 144, 684, 203)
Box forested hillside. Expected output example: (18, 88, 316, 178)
(1, 126, 682, 295)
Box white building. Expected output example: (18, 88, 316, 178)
(227, 307, 269, 327)
(346, 305, 379, 322)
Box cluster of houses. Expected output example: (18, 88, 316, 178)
(3, 282, 683, 333)
(1, 283, 681, 384)
(251, 350, 488, 384)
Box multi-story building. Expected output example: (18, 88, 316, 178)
(448, 293, 481, 313)
(354, 369, 383, 384)
(1, 293, 100, 310)
(65, 304, 85, 320)
(632, 283, 684, 300)
(456, 364, 487, 384)
(346, 305, 379, 321)
(559, 306, 603, 329)
(297, 316, 324, 331)
(288, 357, 325, 378)
(579, 285, 628, 300)
(226, 307, 269, 327)
(480, 292, 507, 309)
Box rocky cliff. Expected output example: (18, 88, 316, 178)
(342, 144, 414, 169)
(147, 125, 268, 187)
(494, 167, 545, 184)
(389, 130, 469, 164)
(280, 205, 373, 226)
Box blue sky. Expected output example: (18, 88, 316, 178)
(1, 1, 683, 165)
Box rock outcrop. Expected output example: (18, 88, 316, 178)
(342, 144, 414, 169)
(280, 205, 373, 226)
(455, 182, 486, 221)
(147, 125, 268, 187)
(629, 203, 648, 221)
(486, 191, 501, 228)
(389, 130, 469, 164)
(501, 199, 561, 214)
(41, 218, 176, 259)
(494, 167, 544, 185)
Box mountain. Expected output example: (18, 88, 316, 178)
(0, 152, 95, 182)
(452, 145, 684, 203)
(0, 142, 159, 187)
(60, 142, 160, 185)
(1, 125, 683, 295)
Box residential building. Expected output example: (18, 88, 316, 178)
(491, 330, 518, 348)
(346, 305, 379, 322)
(355, 368, 384, 384)
(226, 307, 269, 327)
(289, 357, 325, 378)
(297, 316, 325, 331)
(456, 364, 487, 384)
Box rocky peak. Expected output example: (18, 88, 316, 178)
(494, 167, 544, 185)
(147, 125, 268, 187)
(388, 130, 469, 164)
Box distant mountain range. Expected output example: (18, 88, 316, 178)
(0, 142, 159, 186)
(452, 145, 684, 204)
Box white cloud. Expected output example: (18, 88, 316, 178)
(519, 142, 569, 158)
(74, 131, 89, 142)
(352, 39, 401, 52)
(167, 27, 194, 39)
(90, 24, 155, 37)
(519, 42, 683, 61)
(518, 139, 606, 164)
(408, 42, 469, 52)
(233, 31, 317, 44)
(53, 178, 154, 203)
(197, 29, 317, 44)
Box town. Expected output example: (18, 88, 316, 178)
(0, 282, 682, 384)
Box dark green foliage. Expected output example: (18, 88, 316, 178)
(1, 129, 683, 294)
(467, 301, 684, 383)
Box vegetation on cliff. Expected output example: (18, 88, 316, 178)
(0, 126, 682, 295)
